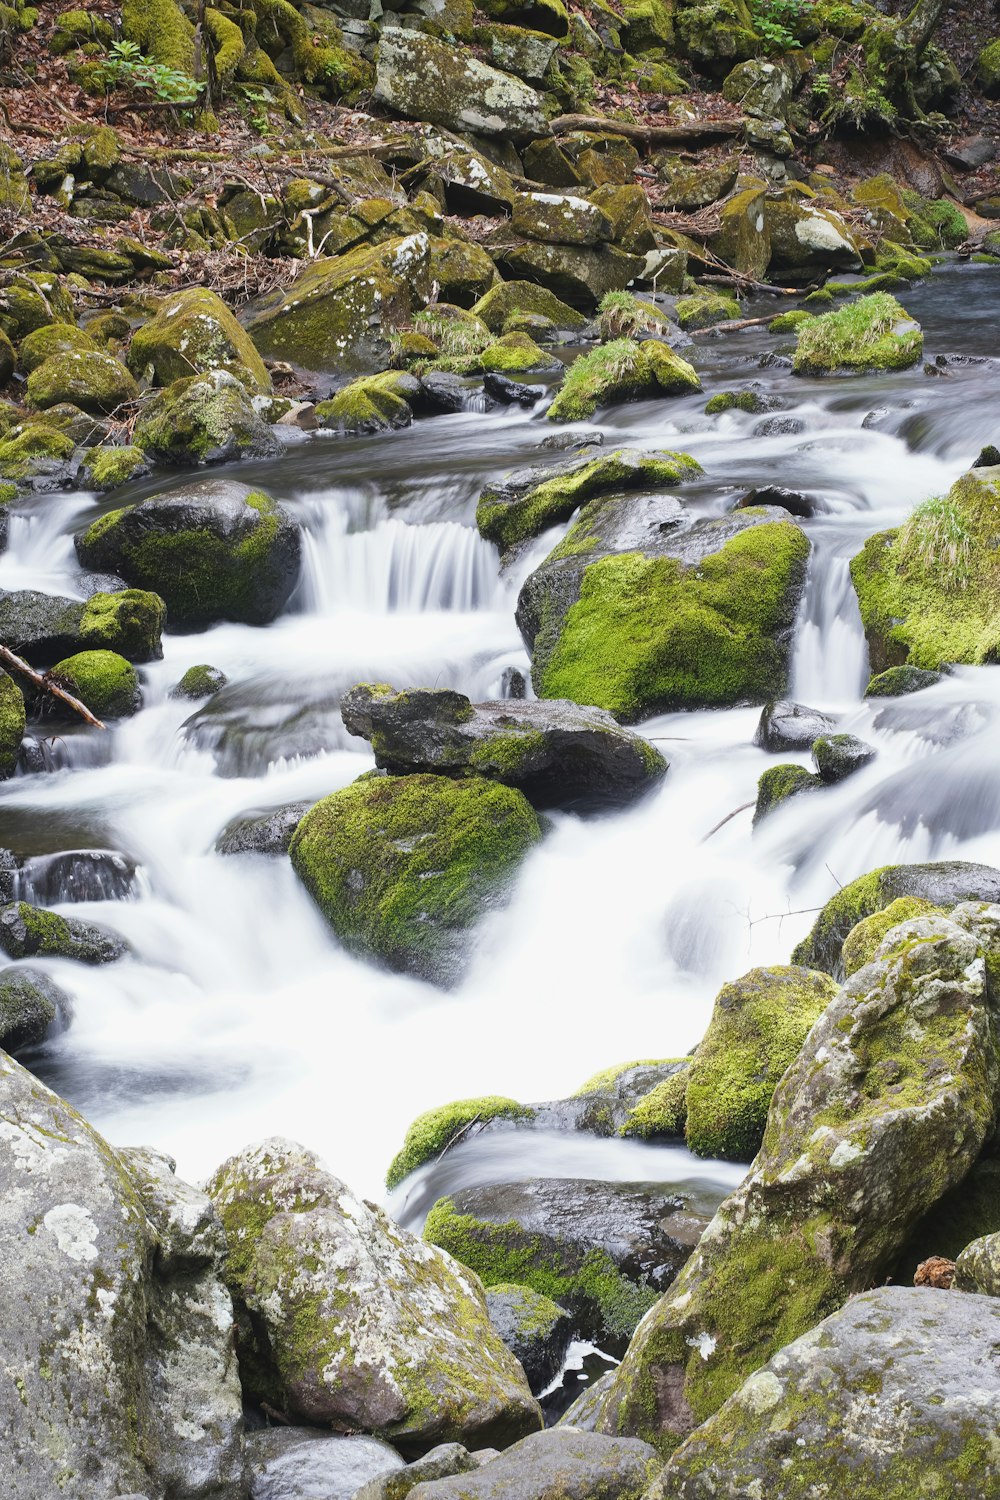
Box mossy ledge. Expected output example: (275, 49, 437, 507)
(386, 1097, 534, 1190)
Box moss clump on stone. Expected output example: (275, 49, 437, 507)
(704, 390, 768, 415)
(315, 371, 416, 433)
(480, 332, 551, 373)
(675, 289, 739, 330)
(26, 350, 138, 415)
(51, 649, 140, 718)
(685, 966, 838, 1161)
(573, 1058, 676, 1096)
(768, 309, 811, 333)
(128, 286, 272, 392)
(472, 280, 588, 335)
(792, 292, 922, 375)
(172, 663, 228, 699)
(78, 589, 165, 662)
(18, 322, 96, 373)
(753, 763, 822, 825)
(0, 668, 25, 777)
(841, 896, 938, 975)
(0, 423, 75, 483)
(289, 773, 543, 987)
(0, 900, 126, 963)
(79, 445, 148, 492)
(621, 1068, 690, 1139)
(547, 338, 701, 422)
(386, 1097, 534, 1190)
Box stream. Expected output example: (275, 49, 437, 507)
(3, 263, 1000, 1216)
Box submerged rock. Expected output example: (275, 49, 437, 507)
(754, 699, 834, 752)
(865, 664, 944, 695)
(486, 1284, 573, 1393)
(341, 683, 667, 809)
(812, 731, 876, 782)
(752, 762, 822, 824)
(171, 663, 229, 699)
(405, 1429, 660, 1500)
(207, 1137, 542, 1449)
(0, 900, 128, 963)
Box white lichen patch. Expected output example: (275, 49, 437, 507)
(43, 1203, 100, 1263)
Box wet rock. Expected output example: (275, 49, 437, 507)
(487, 1284, 573, 1393)
(246, 1428, 405, 1500)
(753, 762, 822, 823)
(418, 370, 471, 413)
(51, 649, 141, 718)
(539, 429, 603, 452)
(0, 588, 90, 665)
(171, 663, 229, 699)
(865, 664, 944, 695)
(733, 484, 824, 518)
(501, 666, 527, 698)
(751, 414, 804, 435)
(16, 848, 138, 903)
(754, 699, 835, 752)
(0, 966, 72, 1053)
(207, 1138, 542, 1449)
(944, 134, 997, 170)
(315, 371, 418, 434)
(812, 731, 876, 782)
(129, 286, 271, 392)
(341, 682, 666, 810)
(75, 479, 301, 629)
(0, 587, 164, 669)
(472, 280, 588, 334)
(375, 30, 548, 141)
(216, 801, 311, 856)
(133, 369, 281, 466)
(423, 1177, 706, 1349)
(406, 1429, 660, 1500)
(658, 1287, 1000, 1497)
(354, 1444, 481, 1500)
(556, 1370, 615, 1432)
(484, 372, 544, 406)
(289, 773, 542, 987)
(0, 900, 128, 963)
(594, 913, 999, 1451)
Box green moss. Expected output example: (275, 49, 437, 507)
(315, 371, 415, 433)
(791, 867, 889, 973)
(26, 350, 138, 415)
(685, 966, 838, 1161)
(173, 663, 227, 698)
(704, 389, 768, 415)
(480, 333, 549, 373)
(122, 0, 195, 74)
(51, 649, 140, 718)
(78, 589, 165, 662)
(289, 774, 543, 986)
(386, 1097, 533, 1190)
(675, 289, 739, 330)
(473, 281, 588, 334)
(597, 291, 671, 341)
(79, 445, 147, 492)
(0, 667, 25, 777)
(793, 292, 922, 375)
(18, 321, 95, 373)
(573, 1058, 676, 1095)
(547, 338, 701, 422)
(536, 520, 810, 720)
(841, 897, 938, 975)
(0, 900, 123, 963)
(873, 242, 932, 279)
(767, 310, 811, 334)
(753, 763, 822, 824)
(622, 1068, 689, 1138)
(0, 423, 75, 482)
(468, 727, 547, 777)
(128, 286, 271, 393)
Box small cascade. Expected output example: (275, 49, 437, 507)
(790, 545, 870, 704)
(0, 494, 94, 593)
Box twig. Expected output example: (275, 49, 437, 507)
(702, 801, 755, 842)
(436, 1112, 483, 1164)
(0, 645, 107, 729)
(825, 863, 844, 890)
(747, 905, 823, 931)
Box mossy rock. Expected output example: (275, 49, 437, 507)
(654, 156, 738, 212)
(752, 763, 822, 825)
(426, 235, 500, 307)
(133, 369, 279, 466)
(850, 466, 1000, 672)
(0, 667, 25, 777)
(51, 649, 140, 718)
(26, 351, 138, 415)
(374, 30, 548, 140)
(472, 280, 587, 334)
(865, 665, 943, 696)
(704, 389, 768, 415)
(0, 967, 70, 1054)
(486, 1284, 573, 1394)
(511, 191, 613, 247)
(0, 328, 13, 387)
(289, 773, 543, 987)
(480, 332, 555, 374)
(498, 241, 646, 311)
(128, 287, 271, 393)
(78, 589, 165, 662)
(841, 896, 938, 975)
(18, 321, 96, 373)
(0, 422, 77, 491)
(79, 444, 150, 492)
(386, 1096, 534, 1190)
(172, 663, 228, 699)
(588, 185, 657, 255)
(620, 1066, 690, 1139)
(0, 900, 128, 963)
(979, 38, 1000, 95)
(793, 293, 922, 375)
(0, 273, 74, 342)
(764, 195, 863, 278)
(684, 965, 838, 1160)
(547, 339, 701, 422)
(675, 289, 739, 330)
(315, 371, 419, 434)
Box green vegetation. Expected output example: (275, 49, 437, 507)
(793, 293, 922, 375)
(753, 763, 821, 824)
(841, 897, 937, 975)
(548, 338, 701, 422)
(386, 1097, 533, 1190)
(621, 1069, 690, 1138)
(597, 291, 670, 341)
(51, 650, 141, 718)
(97, 38, 201, 103)
(0, 668, 25, 777)
(78, 589, 165, 662)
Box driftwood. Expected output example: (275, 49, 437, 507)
(0, 645, 107, 730)
(701, 801, 755, 842)
(549, 113, 746, 146)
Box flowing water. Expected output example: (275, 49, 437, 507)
(5, 263, 1000, 1211)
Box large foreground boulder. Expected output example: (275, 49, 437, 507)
(206, 1138, 542, 1450)
(659, 1287, 1000, 1497)
(75, 479, 301, 629)
(517, 502, 809, 721)
(375, 30, 548, 140)
(289, 773, 543, 986)
(341, 683, 667, 810)
(594, 912, 999, 1451)
(0, 1050, 243, 1499)
(406, 1430, 660, 1500)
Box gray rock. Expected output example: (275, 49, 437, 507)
(484, 372, 544, 407)
(754, 699, 835, 752)
(954, 1228, 1000, 1295)
(944, 134, 996, 170)
(752, 763, 822, 824)
(406, 1429, 660, 1500)
(556, 1370, 616, 1432)
(812, 731, 876, 783)
(418, 371, 470, 414)
(375, 31, 548, 140)
(0, 899, 128, 963)
(659, 1287, 1000, 1497)
(0, 966, 72, 1053)
(354, 1444, 481, 1500)
(16, 848, 139, 903)
(0, 588, 86, 666)
(246, 1427, 405, 1500)
(341, 683, 666, 810)
(733, 484, 825, 518)
(866, 664, 944, 696)
(215, 802, 311, 856)
(0, 1051, 243, 1499)
(486, 1285, 573, 1393)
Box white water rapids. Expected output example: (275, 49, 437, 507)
(5, 264, 1000, 1205)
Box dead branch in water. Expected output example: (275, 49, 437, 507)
(0, 645, 107, 729)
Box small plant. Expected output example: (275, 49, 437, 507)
(413, 309, 491, 358)
(97, 40, 201, 105)
(597, 291, 663, 342)
(899, 494, 972, 589)
(751, 0, 803, 53)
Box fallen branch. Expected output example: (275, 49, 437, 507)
(0, 645, 107, 729)
(436, 1112, 482, 1164)
(549, 113, 746, 146)
(702, 801, 755, 841)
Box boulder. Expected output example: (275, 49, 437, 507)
(427, 237, 500, 306)
(129, 286, 272, 392)
(341, 683, 667, 809)
(216, 801, 311, 856)
(498, 242, 646, 310)
(315, 371, 419, 434)
(852, 465, 1000, 672)
(472, 280, 588, 334)
(0, 1052, 244, 1499)
(812, 731, 876, 782)
(206, 1138, 542, 1449)
(594, 913, 999, 1451)
(80, 444, 151, 492)
(0, 666, 24, 776)
(0, 589, 91, 665)
(588, 185, 658, 255)
(354, 1444, 482, 1500)
(407, 1430, 659, 1500)
(865, 664, 943, 695)
(955, 1230, 1000, 1295)
(517, 502, 809, 721)
(0, 900, 128, 963)
(375, 30, 547, 141)
(794, 292, 922, 376)
(791, 859, 1000, 975)
(289, 773, 543, 986)
(659, 1287, 1000, 1497)
(423, 1177, 706, 1348)
(246, 1428, 405, 1500)
(476, 446, 702, 555)
(51, 648, 141, 718)
(0, 422, 79, 494)
(754, 699, 834, 751)
(547, 339, 701, 422)
(654, 157, 739, 212)
(18, 321, 97, 372)
(675, 289, 738, 331)
(684, 965, 838, 1160)
(386, 1096, 534, 1191)
(245, 235, 433, 374)
(840, 896, 938, 977)
(486, 1284, 573, 1393)
(133, 369, 281, 465)
(0, 966, 72, 1053)
(753, 763, 822, 823)
(764, 194, 864, 278)
(512, 192, 613, 247)
(15, 849, 139, 905)
(172, 663, 228, 699)
(26, 350, 138, 414)
(75, 479, 301, 629)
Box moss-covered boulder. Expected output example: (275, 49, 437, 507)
(315, 371, 419, 434)
(0, 328, 13, 387)
(405, 1430, 659, 1499)
(26, 351, 138, 415)
(684, 966, 838, 1161)
(375, 31, 547, 140)
(840, 896, 938, 976)
(0, 586, 162, 666)
(79, 444, 150, 492)
(172, 663, 228, 700)
(387, 1096, 533, 1191)
(0, 422, 78, 493)
(79, 589, 165, 662)
(978, 38, 1000, 95)
(851, 466, 1000, 672)
(472, 280, 587, 334)
(245, 235, 432, 374)
(620, 1065, 690, 1140)
(289, 773, 543, 987)
(547, 339, 701, 422)
(51, 649, 140, 719)
(752, 763, 822, 824)
(18, 322, 96, 373)
(486, 1285, 573, 1395)
(128, 287, 271, 393)
(341, 682, 667, 809)
(0, 669, 25, 778)
(765, 195, 864, 278)
(595, 911, 999, 1452)
(206, 1137, 542, 1446)
(477, 446, 702, 554)
(133, 369, 280, 466)
(0, 967, 71, 1054)
(424, 1177, 705, 1349)
(812, 731, 876, 783)
(655, 157, 739, 212)
(791, 860, 1000, 976)
(517, 504, 809, 721)
(865, 664, 943, 696)
(75, 480, 300, 629)
(498, 242, 646, 311)
(0, 273, 74, 342)
(793, 292, 922, 375)
(675, 288, 740, 331)
(0, 900, 127, 963)
(512, 192, 613, 247)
